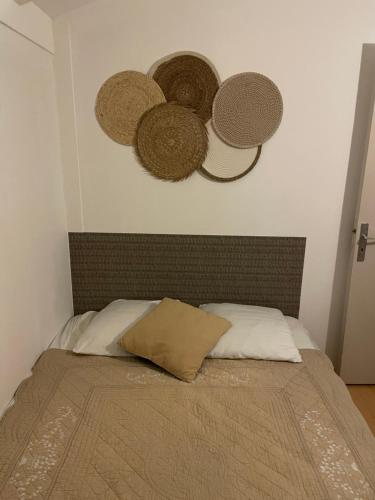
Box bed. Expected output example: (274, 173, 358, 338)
(0, 233, 374, 499)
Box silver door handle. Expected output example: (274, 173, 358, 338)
(357, 223, 375, 261)
(361, 233, 375, 245)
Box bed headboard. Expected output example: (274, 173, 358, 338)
(69, 233, 306, 317)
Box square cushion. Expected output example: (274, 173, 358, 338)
(119, 298, 231, 381)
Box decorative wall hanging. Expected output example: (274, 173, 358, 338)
(200, 121, 262, 182)
(136, 103, 208, 181)
(149, 52, 220, 123)
(95, 70, 165, 145)
(212, 72, 283, 148)
(94, 57, 284, 183)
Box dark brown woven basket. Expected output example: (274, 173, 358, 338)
(149, 52, 220, 123)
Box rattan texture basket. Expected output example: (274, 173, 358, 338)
(95, 70, 165, 145)
(136, 103, 208, 181)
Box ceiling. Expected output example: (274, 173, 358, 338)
(33, 0, 96, 19)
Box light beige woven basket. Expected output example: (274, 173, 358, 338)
(200, 120, 261, 182)
(95, 70, 165, 145)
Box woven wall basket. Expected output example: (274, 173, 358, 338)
(212, 72, 283, 148)
(136, 103, 208, 181)
(149, 52, 220, 123)
(200, 121, 261, 182)
(95, 70, 165, 145)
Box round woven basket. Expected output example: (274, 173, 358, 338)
(212, 72, 283, 148)
(200, 121, 261, 182)
(95, 70, 165, 145)
(149, 52, 220, 123)
(136, 103, 208, 181)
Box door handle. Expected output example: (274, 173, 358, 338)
(361, 233, 375, 245)
(357, 223, 375, 261)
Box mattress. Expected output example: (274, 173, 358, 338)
(1, 348, 374, 499)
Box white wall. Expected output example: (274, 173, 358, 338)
(54, 0, 375, 351)
(0, 0, 54, 53)
(33, 0, 95, 20)
(0, 21, 72, 415)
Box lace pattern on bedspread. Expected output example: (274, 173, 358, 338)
(6, 407, 76, 499)
(300, 410, 372, 499)
(0, 349, 374, 499)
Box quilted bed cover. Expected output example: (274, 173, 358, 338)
(1, 349, 375, 499)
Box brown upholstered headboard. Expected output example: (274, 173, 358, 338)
(69, 233, 306, 317)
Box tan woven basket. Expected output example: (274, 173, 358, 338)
(149, 52, 220, 123)
(95, 70, 165, 145)
(212, 72, 283, 148)
(136, 103, 208, 181)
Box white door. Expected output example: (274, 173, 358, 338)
(340, 101, 375, 383)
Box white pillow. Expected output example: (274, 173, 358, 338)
(200, 303, 302, 362)
(285, 316, 318, 350)
(73, 299, 160, 356)
(52, 311, 97, 350)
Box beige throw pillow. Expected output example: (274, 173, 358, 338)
(119, 298, 231, 382)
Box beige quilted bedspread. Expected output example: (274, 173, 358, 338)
(0, 349, 375, 499)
